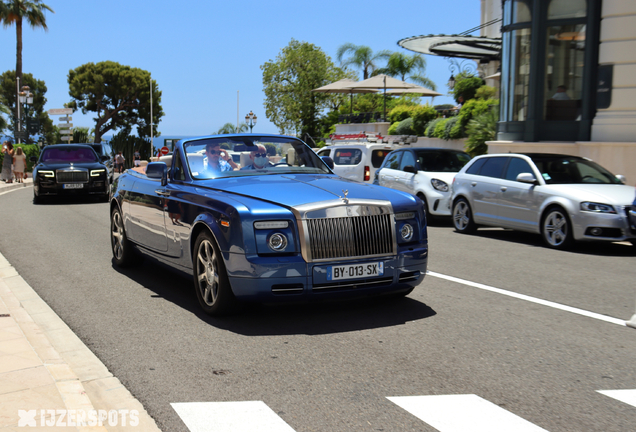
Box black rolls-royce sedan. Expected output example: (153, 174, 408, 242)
(31, 144, 111, 203)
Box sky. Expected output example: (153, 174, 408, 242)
(0, 0, 481, 141)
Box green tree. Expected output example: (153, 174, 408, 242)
(261, 39, 345, 139)
(336, 43, 391, 80)
(373, 52, 436, 90)
(67, 61, 164, 143)
(215, 122, 248, 134)
(451, 72, 484, 102)
(0, 0, 54, 128)
(72, 126, 94, 143)
(0, 70, 54, 144)
(0, 97, 9, 133)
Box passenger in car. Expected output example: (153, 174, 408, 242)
(204, 142, 238, 173)
(240, 145, 274, 170)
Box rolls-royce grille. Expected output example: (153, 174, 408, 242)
(307, 214, 393, 260)
(57, 171, 88, 183)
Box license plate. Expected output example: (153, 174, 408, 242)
(327, 262, 384, 281)
(63, 184, 84, 189)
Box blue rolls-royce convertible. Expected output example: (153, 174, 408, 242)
(110, 134, 428, 315)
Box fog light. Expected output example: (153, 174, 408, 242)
(401, 223, 414, 241)
(590, 227, 603, 236)
(268, 233, 288, 251)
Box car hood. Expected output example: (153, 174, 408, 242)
(543, 183, 636, 205)
(197, 174, 417, 209)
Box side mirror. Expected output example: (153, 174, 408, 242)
(100, 155, 110, 162)
(321, 156, 334, 170)
(516, 172, 538, 184)
(616, 174, 626, 184)
(30, 156, 38, 163)
(146, 162, 168, 186)
(403, 165, 417, 174)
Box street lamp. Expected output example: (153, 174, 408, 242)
(245, 110, 257, 133)
(18, 85, 34, 143)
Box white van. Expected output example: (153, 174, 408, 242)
(317, 142, 395, 183)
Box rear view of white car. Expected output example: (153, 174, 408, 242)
(375, 148, 471, 218)
(317, 142, 394, 183)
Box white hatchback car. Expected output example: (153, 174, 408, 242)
(374, 148, 471, 218)
(450, 153, 636, 249)
(317, 143, 394, 183)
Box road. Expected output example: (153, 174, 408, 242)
(1, 185, 635, 432)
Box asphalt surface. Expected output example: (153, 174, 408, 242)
(1, 185, 635, 431)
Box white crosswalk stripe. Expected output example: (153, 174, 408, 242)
(597, 389, 636, 408)
(387, 394, 550, 432)
(171, 401, 296, 432)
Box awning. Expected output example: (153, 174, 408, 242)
(398, 34, 501, 61)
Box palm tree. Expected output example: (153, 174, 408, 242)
(215, 122, 248, 134)
(336, 43, 391, 80)
(374, 52, 437, 90)
(0, 0, 54, 128)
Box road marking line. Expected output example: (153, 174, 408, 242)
(427, 271, 627, 327)
(388, 394, 549, 432)
(171, 401, 296, 432)
(597, 389, 636, 408)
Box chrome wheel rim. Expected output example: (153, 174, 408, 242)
(111, 211, 124, 260)
(453, 201, 470, 230)
(196, 240, 219, 306)
(544, 210, 568, 246)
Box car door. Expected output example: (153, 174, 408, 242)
(126, 173, 168, 252)
(467, 156, 509, 226)
(164, 151, 193, 259)
(393, 150, 417, 194)
(332, 147, 364, 181)
(377, 151, 402, 190)
(497, 156, 545, 231)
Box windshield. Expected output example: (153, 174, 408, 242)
(41, 147, 98, 163)
(415, 149, 471, 172)
(529, 155, 622, 184)
(185, 136, 331, 179)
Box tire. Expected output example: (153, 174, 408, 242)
(193, 230, 238, 316)
(110, 206, 139, 267)
(452, 198, 477, 234)
(541, 206, 573, 250)
(33, 191, 42, 204)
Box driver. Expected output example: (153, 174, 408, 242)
(205, 142, 238, 173)
(240, 145, 274, 170)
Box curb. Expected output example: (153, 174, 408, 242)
(0, 252, 162, 431)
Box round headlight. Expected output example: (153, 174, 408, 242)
(400, 223, 414, 241)
(268, 233, 288, 251)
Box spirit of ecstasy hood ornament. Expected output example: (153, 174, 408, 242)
(341, 189, 349, 204)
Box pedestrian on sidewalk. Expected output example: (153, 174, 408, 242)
(115, 151, 125, 173)
(12, 147, 26, 183)
(134, 150, 141, 167)
(1, 142, 14, 183)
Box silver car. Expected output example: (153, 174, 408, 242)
(450, 153, 636, 249)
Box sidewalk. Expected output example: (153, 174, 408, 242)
(0, 177, 33, 193)
(0, 185, 162, 430)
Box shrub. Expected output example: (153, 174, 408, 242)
(388, 105, 418, 123)
(394, 117, 414, 135)
(425, 118, 444, 137)
(465, 105, 499, 157)
(412, 105, 439, 136)
(450, 98, 499, 139)
(387, 121, 400, 135)
(442, 117, 459, 140)
(433, 118, 450, 138)
(452, 73, 484, 102)
(475, 85, 496, 100)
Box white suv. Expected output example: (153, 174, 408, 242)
(317, 142, 394, 183)
(375, 148, 471, 218)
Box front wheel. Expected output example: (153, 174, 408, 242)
(452, 198, 477, 234)
(193, 230, 238, 316)
(541, 206, 573, 250)
(111, 206, 139, 266)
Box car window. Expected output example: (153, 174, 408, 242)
(505, 157, 534, 181)
(318, 149, 331, 157)
(333, 149, 362, 165)
(399, 151, 416, 171)
(383, 151, 402, 170)
(530, 155, 622, 184)
(41, 147, 99, 163)
(466, 157, 487, 174)
(371, 149, 391, 168)
(478, 157, 509, 178)
(415, 149, 471, 172)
